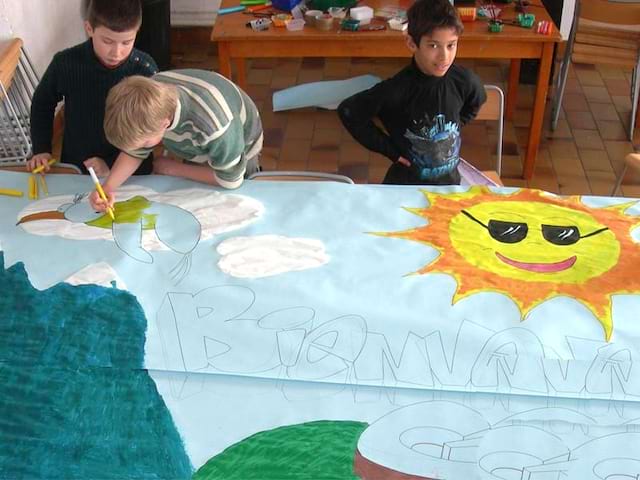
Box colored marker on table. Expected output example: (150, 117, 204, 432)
(39, 175, 49, 196)
(219, 5, 245, 14)
(32, 158, 58, 174)
(28, 175, 38, 200)
(87, 167, 115, 221)
(0, 188, 23, 197)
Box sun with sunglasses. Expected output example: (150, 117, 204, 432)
(378, 187, 640, 340)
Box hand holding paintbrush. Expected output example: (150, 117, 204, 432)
(88, 167, 115, 221)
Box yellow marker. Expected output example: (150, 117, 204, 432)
(39, 174, 49, 195)
(87, 166, 115, 221)
(32, 158, 58, 174)
(0, 188, 23, 197)
(28, 175, 38, 200)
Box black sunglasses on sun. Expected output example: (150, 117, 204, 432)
(461, 210, 609, 246)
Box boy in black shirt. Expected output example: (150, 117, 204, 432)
(338, 0, 486, 185)
(27, 0, 157, 176)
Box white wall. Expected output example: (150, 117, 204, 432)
(560, 0, 575, 40)
(171, 0, 221, 26)
(0, 0, 86, 76)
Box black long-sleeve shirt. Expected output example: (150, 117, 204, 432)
(30, 40, 158, 174)
(338, 61, 486, 184)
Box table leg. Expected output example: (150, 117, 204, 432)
(524, 42, 554, 180)
(235, 58, 247, 90)
(506, 59, 520, 121)
(217, 42, 233, 81)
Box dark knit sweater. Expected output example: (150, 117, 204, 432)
(30, 40, 158, 174)
(338, 61, 486, 185)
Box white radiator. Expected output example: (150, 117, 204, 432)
(171, 0, 223, 26)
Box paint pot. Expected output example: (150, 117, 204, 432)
(328, 7, 347, 19)
(304, 9, 322, 26)
(387, 18, 407, 31)
(328, 7, 347, 27)
(285, 18, 306, 30)
(271, 13, 292, 27)
(315, 13, 334, 31)
(349, 6, 374, 25)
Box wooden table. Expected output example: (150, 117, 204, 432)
(211, 0, 562, 179)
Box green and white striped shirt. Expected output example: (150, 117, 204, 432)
(128, 69, 262, 188)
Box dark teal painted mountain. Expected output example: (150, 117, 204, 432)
(0, 253, 192, 478)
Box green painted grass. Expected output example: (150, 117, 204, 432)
(194, 420, 368, 480)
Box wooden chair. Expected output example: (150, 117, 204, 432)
(611, 152, 640, 195)
(248, 171, 355, 184)
(0, 162, 81, 174)
(550, 0, 640, 140)
(0, 38, 39, 165)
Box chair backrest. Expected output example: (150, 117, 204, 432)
(48, 163, 82, 174)
(475, 84, 504, 176)
(0, 39, 22, 91)
(248, 171, 355, 184)
(0, 39, 40, 166)
(571, 0, 640, 68)
(0, 162, 82, 174)
(579, 0, 640, 26)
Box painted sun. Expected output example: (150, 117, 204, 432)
(378, 186, 640, 340)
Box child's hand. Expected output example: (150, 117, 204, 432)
(397, 156, 411, 167)
(26, 153, 52, 172)
(89, 188, 115, 213)
(84, 157, 110, 177)
(153, 156, 182, 176)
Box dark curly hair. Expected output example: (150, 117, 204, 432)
(407, 0, 464, 46)
(84, 0, 142, 32)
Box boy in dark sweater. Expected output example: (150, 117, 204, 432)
(338, 0, 486, 185)
(27, 0, 157, 176)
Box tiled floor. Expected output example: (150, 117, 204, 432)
(171, 27, 640, 196)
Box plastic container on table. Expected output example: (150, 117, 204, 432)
(350, 6, 374, 25)
(285, 18, 306, 30)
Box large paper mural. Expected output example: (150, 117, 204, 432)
(1, 170, 640, 479)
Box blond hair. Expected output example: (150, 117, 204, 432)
(104, 76, 178, 151)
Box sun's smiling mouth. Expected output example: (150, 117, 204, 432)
(495, 252, 577, 273)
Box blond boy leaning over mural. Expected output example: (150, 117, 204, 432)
(89, 69, 263, 212)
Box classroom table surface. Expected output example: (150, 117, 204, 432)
(212, 0, 560, 44)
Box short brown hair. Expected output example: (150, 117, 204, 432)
(85, 0, 142, 32)
(105, 76, 178, 152)
(407, 0, 463, 46)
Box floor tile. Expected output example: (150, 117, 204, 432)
(590, 103, 622, 122)
(566, 110, 597, 130)
(561, 93, 589, 112)
(582, 86, 612, 103)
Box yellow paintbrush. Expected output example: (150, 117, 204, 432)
(31, 158, 58, 174)
(87, 167, 115, 221)
(0, 188, 23, 197)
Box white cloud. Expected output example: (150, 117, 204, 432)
(217, 235, 329, 278)
(65, 262, 128, 290)
(16, 185, 263, 250)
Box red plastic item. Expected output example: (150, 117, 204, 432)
(536, 20, 552, 35)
